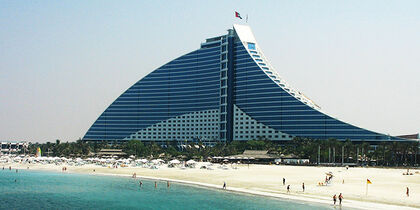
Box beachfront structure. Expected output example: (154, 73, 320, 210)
(83, 24, 407, 144)
(1, 141, 28, 154)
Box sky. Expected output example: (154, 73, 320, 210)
(0, 1, 419, 143)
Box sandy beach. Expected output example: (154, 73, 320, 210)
(5, 162, 420, 210)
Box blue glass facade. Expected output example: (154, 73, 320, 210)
(84, 45, 221, 141)
(83, 25, 405, 142)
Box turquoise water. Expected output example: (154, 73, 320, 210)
(0, 169, 340, 210)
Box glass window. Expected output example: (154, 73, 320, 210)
(248, 43, 256, 50)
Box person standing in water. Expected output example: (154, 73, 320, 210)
(338, 193, 343, 205)
(287, 185, 290, 193)
(139, 181, 143, 188)
(154, 181, 157, 188)
(333, 194, 337, 205)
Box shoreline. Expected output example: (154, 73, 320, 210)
(6, 163, 419, 210)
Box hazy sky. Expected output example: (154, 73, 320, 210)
(1, 1, 419, 143)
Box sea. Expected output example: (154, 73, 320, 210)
(0, 169, 342, 210)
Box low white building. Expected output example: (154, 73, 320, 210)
(1, 141, 28, 154)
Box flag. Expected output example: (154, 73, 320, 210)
(367, 179, 372, 184)
(235, 11, 242, 19)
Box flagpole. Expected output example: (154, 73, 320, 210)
(366, 179, 368, 196)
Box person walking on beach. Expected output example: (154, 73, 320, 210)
(338, 193, 343, 205)
(406, 187, 409, 197)
(283, 178, 285, 185)
(333, 194, 337, 205)
(287, 185, 290, 193)
(223, 182, 226, 190)
(302, 183, 305, 192)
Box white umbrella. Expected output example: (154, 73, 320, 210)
(186, 160, 196, 164)
(169, 159, 180, 164)
(136, 159, 148, 163)
(150, 159, 160, 164)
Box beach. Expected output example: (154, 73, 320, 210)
(5, 162, 419, 210)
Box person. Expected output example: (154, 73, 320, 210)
(338, 193, 343, 205)
(406, 187, 409, 197)
(333, 194, 337, 205)
(223, 181, 226, 189)
(132, 173, 136, 178)
(16, 169, 18, 173)
(14, 179, 17, 183)
(283, 178, 285, 185)
(139, 181, 143, 188)
(287, 185, 290, 193)
(302, 183, 305, 192)
(167, 181, 170, 188)
(2, 166, 4, 170)
(93, 169, 95, 172)
(154, 181, 157, 188)
(342, 179, 344, 184)
(9, 166, 11, 170)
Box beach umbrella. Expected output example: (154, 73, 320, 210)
(150, 159, 160, 164)
(169, 159, 180, 164)
(136, 159, 148, 163)
(186, 160, 196, 164)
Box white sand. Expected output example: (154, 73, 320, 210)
(6, 163, 420, 210)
